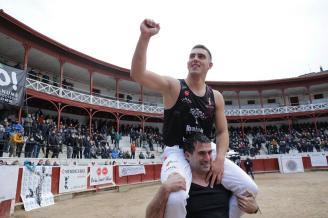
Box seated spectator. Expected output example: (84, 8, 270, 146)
(44, 160, 51, 166)
(139, 151, 145, 159)
(37, 159, 44, 166)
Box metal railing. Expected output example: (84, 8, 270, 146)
(26, 78, 328, 116)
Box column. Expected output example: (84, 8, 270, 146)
(89, 70, 94, 95)
(115, 78, 120, 100)
(57, 103, 61, 130)
(237, 91, 241, 109)
(282, 89, 287, 106)
(306, 86, 312, 104)
(259, 90, 264, 108)
(59, 59, 65, 87)
(140, 85, 144, 103)
(22, 43, 30, 71)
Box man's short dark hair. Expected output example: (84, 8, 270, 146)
(183, 133, 211, 154)
(192, 44, 212, 60)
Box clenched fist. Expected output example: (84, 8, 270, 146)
(140, 19, 160, 38)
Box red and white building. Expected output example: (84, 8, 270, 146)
(0, 10, 327, 134)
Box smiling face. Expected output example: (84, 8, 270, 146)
(185, 141, 212, 175)
(187, 48, 213, 76)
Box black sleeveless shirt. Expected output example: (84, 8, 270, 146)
(186, 183, 231, 218)
(163, 79, 216, 146)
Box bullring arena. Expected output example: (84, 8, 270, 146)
(12, 172, 328, 218)
(1, 9, 328, 218)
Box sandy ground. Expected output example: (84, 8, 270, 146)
(14, 171, 328, 218)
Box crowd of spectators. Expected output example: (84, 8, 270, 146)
(0, 110, 161, 160)
(1, 109, 327, 161)
(229, 122, 328, 156)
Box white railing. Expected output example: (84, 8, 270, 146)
(26, 78, 164, 114)
(26, 78, 328, 116)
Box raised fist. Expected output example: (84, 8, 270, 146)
(140, 19, 160, 38)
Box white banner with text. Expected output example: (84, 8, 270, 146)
(119, 165, 145, 177)
(309, 153, 328, 167)
(90, 165, 113, 186)
(59, 166, 88, 193)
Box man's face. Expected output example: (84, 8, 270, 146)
(187, 48, 213, 75)
(185, 142, 212, 174)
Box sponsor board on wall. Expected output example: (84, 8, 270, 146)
(59, 166, 88, 193)
(119, 165, 146, 177)
(278, 155, 304, 173)
(0, 64, 26, 106)
(90, 165, 113, 186)
(0, 166, 19, 202)
(20, 166, 54, 211)
(309, 153, 328, 167)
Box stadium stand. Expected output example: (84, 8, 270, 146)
(0, 10, 328, 217)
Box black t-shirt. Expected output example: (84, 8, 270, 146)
(186, 183, 231, 218)
(163, 79, 216, 146)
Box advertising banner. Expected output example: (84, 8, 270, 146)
(0, 64, 26, 106)
(278, 155, 304, 173)
(90, 165, 113, 186)
(0, 166, 19, 202)
(309, 153, 328, 167)
(20, 166, 54, 211)
(59, 166, 87, 193)
(119, 165, 145, 177)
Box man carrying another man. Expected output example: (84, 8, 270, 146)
(146, 133, 259, 218)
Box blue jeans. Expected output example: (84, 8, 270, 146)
(33, 144, 40, 158)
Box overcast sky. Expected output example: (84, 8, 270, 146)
(1, 0, 328, 82)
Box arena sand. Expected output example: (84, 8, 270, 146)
(14, 171, 328, 218)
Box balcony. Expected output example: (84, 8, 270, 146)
(26, 78, 163, 114)
(26, 78, 328, 116)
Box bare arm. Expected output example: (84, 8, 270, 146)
(131, 19, 179, 96)
(146, 173, 186, 218)
(207, 90, 229, 187)
(213, 90, 229, 158)
(238, 191, 260, 214)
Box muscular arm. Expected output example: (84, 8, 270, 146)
(130, 19, 179, 108)
(208, 90, 229, 186)
(213, 90, 229, 158)
(146, 173, 186, 218)
(146, 183, 170, 218)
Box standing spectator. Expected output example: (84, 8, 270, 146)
(244, 157, 255, 180)
(114, 131, 121, 148)
(72, 134, 79, 159)
(0, 124, 5, 157)
(130, 142, 136, 159)
(23, 114, 33, 136)
(65, 133, 74, 158)
(24, 136, 36, 158)
(47, 130, 59, 158)
(83, 135, 91, 159)
(10, 131, 24, 157)
(77, 134, 84, 159)
(33, 130, 43, 158)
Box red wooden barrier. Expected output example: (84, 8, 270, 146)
(0, 199, 11, 218)
(142, 164, 156, 181)
(15, 168, 22, 203)
(302, 157, 312, 169)
(51, 167, 60, 194)
(9, 158, 328, 206)
(263, 158, 279, 172)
